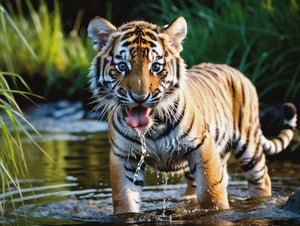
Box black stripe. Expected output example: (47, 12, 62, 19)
(238, 109, 243, 131)
(179, 112, 195, 139)
(145, 31, 157, 41)
(109, 135, 124, 154)
(240, 79, 246, 107)
(121, 41, 131, 47)
(112, 149, 127, 160)
(274, 136, 285, 150)
(121, 31, 134, 40)
(95, 57, 101, 83)
(235, 128, 251, 158)
(220, 141, 232, 159)
(102, 80, 116, 87)
(112, 115, 141, 145)
(235, 143, 247, 159)
(124, 163, 145, 172)
(109, 134, 139, 161)
(183, 141, 203, 159)
(124, 165, 136, 173)
(279, 132, 291, 141)
(208, 69, 219, 79)
(248, 174, 264, 185)
(155, 97, 186, 140)
(111, 80, 120, 90)
(148, 41, 157, 48)
(176, 58, 181, 82)
(190, 163, 197, 174)
(253, 124, 261, 138)
(220, 132, 227, 145)
(283, 124, 294, 130)
(241, 151, 263, 172)
(110, 143, 126, 158)
(247, 165, 265, 184)
(126, 175, 144, 186)
(230, 77, 236, 101)
(215, 127, 220, 144)
(184, 172, 195, 181)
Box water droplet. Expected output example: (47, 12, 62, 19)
(133, 131, 172, 221)
(133, 129, 147, 184)
(157, 172, 160, 179)
(162, 172, 169, 218)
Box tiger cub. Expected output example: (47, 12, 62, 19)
(87, 16, 297, 214)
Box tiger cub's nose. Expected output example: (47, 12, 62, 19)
(129, 92, 149, 103)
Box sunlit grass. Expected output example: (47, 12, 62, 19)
(0, 0, 94, 98)
(0, 72, 39, 213)
(0, 4, 45, 215)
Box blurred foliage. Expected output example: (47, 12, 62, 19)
(1, 0, 299, 103)
(0, 0, 94, 100)
(138, 0, 300, 103)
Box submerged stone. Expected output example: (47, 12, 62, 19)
(282, 188, 300, 214)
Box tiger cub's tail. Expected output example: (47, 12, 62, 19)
(261, 103, 297, 155)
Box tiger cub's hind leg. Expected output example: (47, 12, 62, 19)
(235, 139, 271, 198)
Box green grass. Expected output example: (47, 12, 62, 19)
(140, 0, 300, 103)
(0, 5, 44, 214)
(0, 72, 41, 213)
(1, 0, 299, 103)
(0, 0, 94, 99)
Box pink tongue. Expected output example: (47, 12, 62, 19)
(125, 107, 151, 128)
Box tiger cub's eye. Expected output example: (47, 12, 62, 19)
(151, 62, 163, 74)
(116, 62, 129, 75)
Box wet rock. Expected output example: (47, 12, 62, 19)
(20, 100, 107, 133)
(51, 101, 84, 120)
(282, 188, 300, 214)
(26, 100, 85, 120)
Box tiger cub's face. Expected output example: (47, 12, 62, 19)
(88, 17, 187, 129)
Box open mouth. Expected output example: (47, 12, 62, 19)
(124, 106, 154, 129)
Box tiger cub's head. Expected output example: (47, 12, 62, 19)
(88, 17, 187, 129)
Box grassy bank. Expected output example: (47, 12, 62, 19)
(0, 72, 40, 213)
(0, 0, 94, 101)
(0, 5, 44, 213)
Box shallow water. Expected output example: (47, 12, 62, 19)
(2, 131, 300, 226)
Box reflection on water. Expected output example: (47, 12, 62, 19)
(2, 131, 300, 225)
(23, 132, 111, 188)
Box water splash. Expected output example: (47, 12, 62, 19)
(133, 129, 147, 184)
(156, 172, 173, 222)
(162, 172, 168, 217)
(134, 130, 172, 222)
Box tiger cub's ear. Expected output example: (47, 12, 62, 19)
(163, 17, 187, 52)
(87, 17, 117, 52)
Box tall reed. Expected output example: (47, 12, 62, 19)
(0, 4, 43, 214)
(0, 0, 93, 99)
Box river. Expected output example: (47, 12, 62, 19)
(1, 101, 300, 225)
